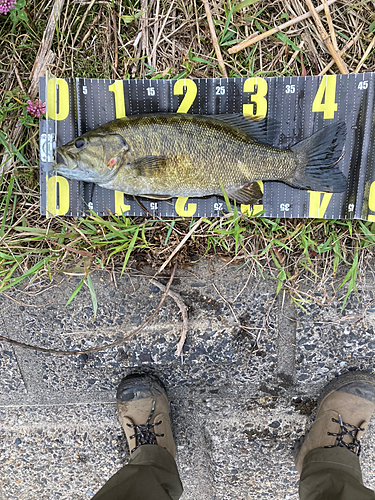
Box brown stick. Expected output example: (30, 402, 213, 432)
(157, 217, 204, 275)
(286, 39, 305, 68)
(150, 0, 175, 69)
(354, 34, 375, 73)
(322, 0, 338, 51)
(111, 9, 119, 78)
(202, 0, 228, 77)
(152, 0, 161, 69)
(141, 0, 149, 71)
(150, 279, 188, 358)
(228, 0, 337, 55)
(305, 0, 348, 74)
(0, 265, 177, 356)
(78, 12, 101, 48)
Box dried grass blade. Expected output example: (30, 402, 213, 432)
(72, 0, 96, 46)
(354, 35, 375, 73)
(157, 217, 204, 275)
(202, 0, 228, 77)
(228, 0, 337, 54)
(305, 0, 348, 74)
(319, 28, 361, 75)
(150, 0, 175, 68)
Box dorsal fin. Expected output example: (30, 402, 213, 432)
(206, 114, 280, 145)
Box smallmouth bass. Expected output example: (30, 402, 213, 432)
(54, 113, 347, 204)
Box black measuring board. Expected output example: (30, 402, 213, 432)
(39, 73, 375, 221)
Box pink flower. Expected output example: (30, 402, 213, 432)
(0, 0, 16, 14)
(27, 99, 46, 118)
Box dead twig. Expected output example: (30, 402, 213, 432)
(0, 265, 177, 355)
(286, 39, 305, 68)
(212, 283, 239, 323)
(202, 0, 228, 77)
(78, 12, 102, 48)
(150, 279, 188, 358)
(111, 9, 119, 78)
(141, 0, 149, 72)
(305, 0, 348, 74)
(156, 217, 204, 275)
(322, 0, 338, 51)
(228, 0, 337, 54)
(152, 0, 160, 69)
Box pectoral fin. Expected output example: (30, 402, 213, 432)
(131, 155, 169, 176)
(226, 182, 263, 205)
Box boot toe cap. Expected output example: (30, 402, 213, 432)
(116, 374, 167, 402)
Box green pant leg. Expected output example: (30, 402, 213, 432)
(92, 445, 183, 500)
(299, 447, 375, 500)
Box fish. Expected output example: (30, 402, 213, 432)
(54, 113, 347, 205)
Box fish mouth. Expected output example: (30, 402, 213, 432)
(53, 149, 83, 180)
(54, 149, 78, 171)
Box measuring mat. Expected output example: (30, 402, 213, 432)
(39, 73, 375, 220)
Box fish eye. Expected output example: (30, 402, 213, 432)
(75, 138, 86, 149)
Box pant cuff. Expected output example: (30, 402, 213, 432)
(301, 446, 363, 485)
(128, 445, 179, 476)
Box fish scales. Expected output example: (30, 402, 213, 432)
(102, 116, 293, 194)
(55, 113, 348, 204)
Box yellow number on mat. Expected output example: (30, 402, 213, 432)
(308, 191, 332, 218)
(368, 182, 375, 221)
(240, 203, 264, 216)
(243, 77, 268, 120)
(174, 79, 197, 113)
(175, 197, 197, 216)
(115, 191, 131, 215)
(46, 175, 70, 217)
(47, 78, 69, 121)
(312, 75, 337, 120)
(109, 81, 126, 118)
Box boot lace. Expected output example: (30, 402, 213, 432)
(127, 400, 164, 453)
(325, 414, 364, 456)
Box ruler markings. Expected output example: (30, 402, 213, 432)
(41, 74, 375, 220)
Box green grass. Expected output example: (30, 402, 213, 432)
(1, 0, 375, 313)
(1, 168, 373, 313)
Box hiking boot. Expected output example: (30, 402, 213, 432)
(294, 371, 375, 474)
(116, 373, 176, 458)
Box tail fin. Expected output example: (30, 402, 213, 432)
(289, 122, 347, 193)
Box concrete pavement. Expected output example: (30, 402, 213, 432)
(1, 259, 375, 499)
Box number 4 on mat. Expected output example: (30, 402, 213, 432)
(312, 75, 337, 120)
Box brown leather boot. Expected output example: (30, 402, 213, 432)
(116, 373, 176, 458)
(295, 371, 375, 474)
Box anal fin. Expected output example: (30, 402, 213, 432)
(226, 182, 263, 205)
(141, 194, 173, 200)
